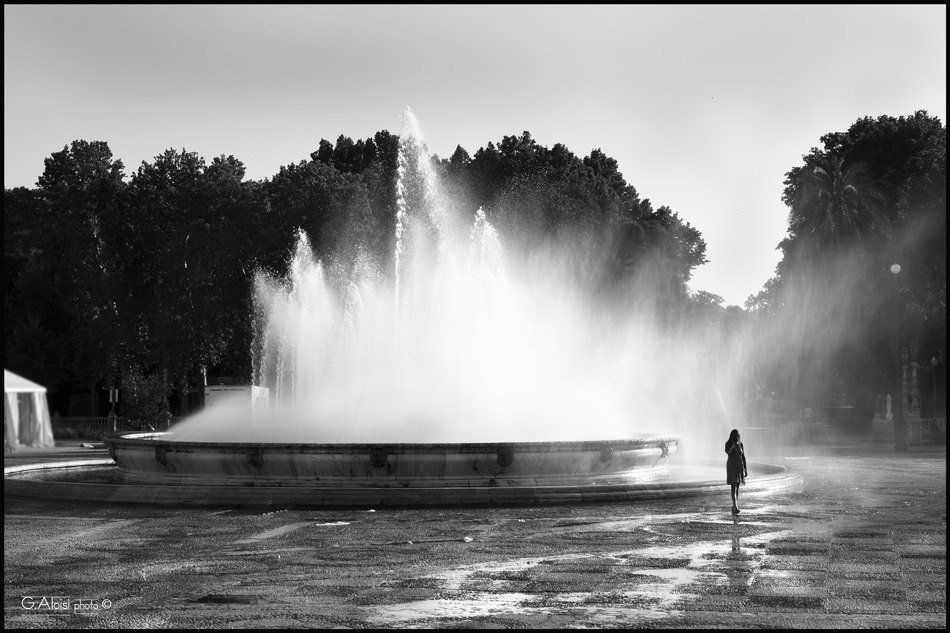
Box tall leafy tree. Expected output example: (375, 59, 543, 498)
(785, 154, 889, 251)
(753, 111, 945, 417)
(124, 149, 263, 413)
(34, 141, 128, 394)
(4, 187, 71, 394)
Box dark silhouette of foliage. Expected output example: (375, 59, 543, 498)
(786, 154, 889, 249)
(750, 111, 946, 418)
(6, 127, 717, 415)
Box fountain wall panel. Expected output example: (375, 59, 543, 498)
(107, 432, 677, 488)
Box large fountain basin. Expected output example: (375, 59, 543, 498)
(104, 432, 678, 488)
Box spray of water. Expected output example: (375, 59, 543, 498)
(170, 108, 757, 449)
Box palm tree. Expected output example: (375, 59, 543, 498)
(788, 155, 890, 249)
(772, 154, 893, 421)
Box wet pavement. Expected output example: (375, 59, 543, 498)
(4, 440, 946, 628)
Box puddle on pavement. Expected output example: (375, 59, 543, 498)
(366, 524, 806, 622)
(231, 520, 351, 545)
(233, 521, 314, 544)
(367, 592, 679, 624)
(218, 546, 324, 556)
(367, 593, 531, 622)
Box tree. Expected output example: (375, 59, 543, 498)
(4, 187, 71, 394)
(265, 158, 355, 259)
(123, 149, 279, 412)
(447, 144, 471, 175)
(33, 141, 128, 393)
(793, 111, 946, 326)
(754, 111, 946, 416)
(764, 151, 890, 411)
(785, 154, 889, 251)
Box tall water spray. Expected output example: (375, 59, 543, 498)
(167, 108, 749, 447)
(394, 107, 445, 334)
(237, 109, 627, 443)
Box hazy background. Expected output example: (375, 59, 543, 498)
(4, 5, 946, 307)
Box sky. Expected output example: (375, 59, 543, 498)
(4, 5, 946, 306)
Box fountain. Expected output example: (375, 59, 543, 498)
(7, 109, 802, 506)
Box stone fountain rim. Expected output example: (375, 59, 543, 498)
(103, 432, 679, 452)
(4, 458, 803, 507)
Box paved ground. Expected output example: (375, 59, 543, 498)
(4, 439, 946, 629)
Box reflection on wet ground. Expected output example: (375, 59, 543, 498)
(366, 507, 803, 624)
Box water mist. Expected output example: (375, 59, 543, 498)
(169, 108, 752, 451)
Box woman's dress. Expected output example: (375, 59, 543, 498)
(726, 440, 746, 485)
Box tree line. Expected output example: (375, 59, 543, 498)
(5, 112, 944, 425)
(747, 110, 946, 419)
(5, 130, 712, 423)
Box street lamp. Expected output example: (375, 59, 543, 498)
(890, 263, 906, 451)
(932, 356, 939, 418)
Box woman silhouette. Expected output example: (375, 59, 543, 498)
(725, 429, 748, 515)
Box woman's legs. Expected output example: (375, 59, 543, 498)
(730, 483, 740, 513)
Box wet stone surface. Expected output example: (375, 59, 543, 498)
(3, 442, 946, 628)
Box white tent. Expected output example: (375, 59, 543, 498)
(4, 369, 55, 451)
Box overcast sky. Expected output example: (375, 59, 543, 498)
(4, 5, 946, 306)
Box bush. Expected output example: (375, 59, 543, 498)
(121, 371, 172, 430)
